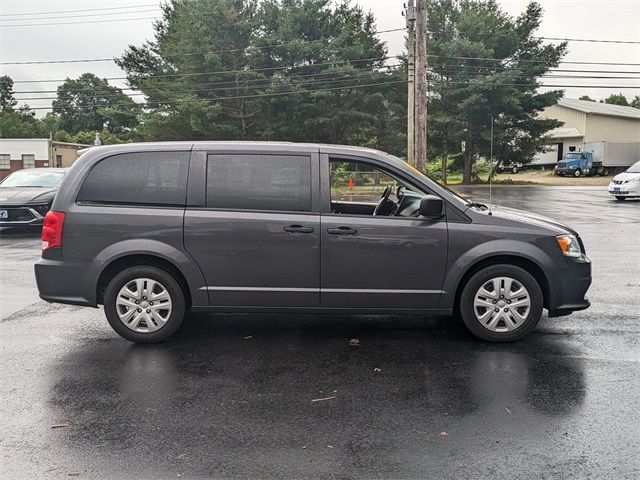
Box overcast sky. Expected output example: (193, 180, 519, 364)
(1, 0, 638, 115)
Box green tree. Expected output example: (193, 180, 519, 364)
(52, 73, 139, 134)
(579, 95, 595, 102)
(631, 95, 640, 109)
(426, 0, 567, 183)
(117, 0, 403, 151)
(0, 105, 40, 138)
(603, 93, 629, 106)
(0, 75, 17, 113)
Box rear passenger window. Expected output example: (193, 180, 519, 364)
(206, 154, 311, 212)
(77, 152, 189, 206)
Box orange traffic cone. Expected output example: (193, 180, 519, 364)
(348, 178, 354, 190)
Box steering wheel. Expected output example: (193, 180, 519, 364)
(373, 185, 393, 216)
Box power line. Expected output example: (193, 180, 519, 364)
(0, 8, 159, 22)
(13, 64, 404, 96)
(14, 69, 405, 102)
(0, 3, 159, 17)
(18, 81, 640, 112)
(426, 28, 640, 45)
(7, 50, 639, 72)
(540, 36, 640, 45)
(10, 56, 397, 83)
(14, 72, 638, 101)
(0, 28, 405, 65)
(0, 16, 159, 28)
(20, 80, 410, 110)
(426, 54, 640, 67)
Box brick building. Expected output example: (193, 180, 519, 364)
(0, 138, 89, 180)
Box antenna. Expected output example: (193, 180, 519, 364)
(488, 115, 494, 215)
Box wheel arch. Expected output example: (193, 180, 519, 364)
(97, 254, 193, 308)
(452, 254, 551, 313)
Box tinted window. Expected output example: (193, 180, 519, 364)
(206, 154, 311, 211)
(77, 152, 189, 206)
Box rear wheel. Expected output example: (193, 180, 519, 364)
(459, 264, 543, 342)
(104, 266, 186, 343)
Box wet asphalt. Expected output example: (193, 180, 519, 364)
(1, 186, 639, 479)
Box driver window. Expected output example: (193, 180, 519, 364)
(329, 159, 425, 216)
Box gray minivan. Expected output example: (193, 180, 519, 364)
(34, 142, 591, 343)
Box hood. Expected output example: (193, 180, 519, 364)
(613, 172, 640, 183)
(0, 187, 57, 205)
(476, 205, 577, 236)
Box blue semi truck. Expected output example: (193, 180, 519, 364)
(554, 152, 603, 177)
(554, 142, 640, 177)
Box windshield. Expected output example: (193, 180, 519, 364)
(566, 152, 585, 160)
(0, 169, 65, 188)
(626, 161, 640, 174)
(389, 155, 470, 206)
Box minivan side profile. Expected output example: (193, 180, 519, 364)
(35, 142, 592, 342)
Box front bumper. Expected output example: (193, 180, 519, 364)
(0, 205, 45, 225)
(608, 181, 640, 198)
(554, 168, 574, 176)
(547, 254, 592, 317)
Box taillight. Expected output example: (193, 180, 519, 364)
(42, 211, 65, 251)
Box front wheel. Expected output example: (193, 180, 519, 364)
(459, 264, 544, 342)
(104, 266, 186, 343)
(574, 169, 582, 177)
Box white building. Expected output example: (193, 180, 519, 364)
(0, 138, 88, 180)
(534, 98, 640, 165)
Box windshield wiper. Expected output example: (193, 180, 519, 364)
(465, 201, 488, 210)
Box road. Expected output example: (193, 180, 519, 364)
(1, 186, 638, 479)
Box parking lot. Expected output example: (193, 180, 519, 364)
(1, 186, 638, 479)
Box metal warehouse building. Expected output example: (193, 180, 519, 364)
(0, 138, 88, 180)
(534, 98, 640, 165)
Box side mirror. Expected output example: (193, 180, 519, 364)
(419, 195, 444, 219)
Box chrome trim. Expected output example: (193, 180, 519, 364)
(200, 286, 441, 294)
(0, 206, 43, 225)
(324, 288, 441, 294)
(201, 286, 320, 292)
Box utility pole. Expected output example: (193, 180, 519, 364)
(414, 0, 428, 172)
(404, 1, 416, 166)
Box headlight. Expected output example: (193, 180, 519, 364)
(556, 235, 582, 257)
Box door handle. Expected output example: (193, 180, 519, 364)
(327, 226, 358, 235)
(283, 224, 314, 234)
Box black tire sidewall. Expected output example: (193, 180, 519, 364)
(459, 264, 543, 342)
(104, 266, 186, 343)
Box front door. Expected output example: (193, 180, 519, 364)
(320, 155, 448, 309)
(184, 151, 320, 307)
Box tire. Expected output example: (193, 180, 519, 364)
(104, 265, 186, 343)
(512, 166, 519, 174)
(573, 169, 582, 177)
(602, 168, 610, 177)
(615, 196, 626, 201)
(459, 264, 544, 342)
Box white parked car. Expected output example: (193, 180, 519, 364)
(608, 161, 640, 201)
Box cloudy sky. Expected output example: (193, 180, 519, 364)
(1, 0, 638, 115)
